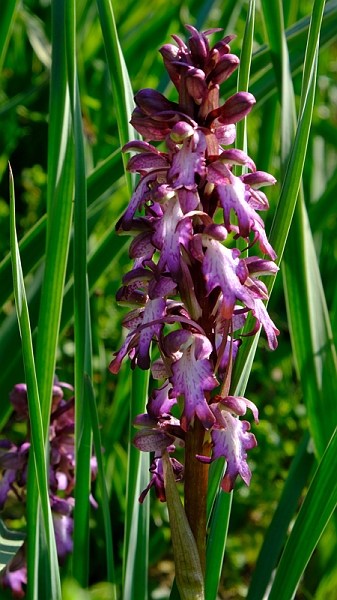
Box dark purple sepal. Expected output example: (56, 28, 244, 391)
(122, 140, 161, 154)
(133, 428, 176, 452)
(135, 88, 179, 115)
(208, 53, 240, 85)
(241, 171, 276, 189)
(126, 153, 170, 173)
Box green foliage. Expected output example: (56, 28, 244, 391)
(0, 0, 337, 598)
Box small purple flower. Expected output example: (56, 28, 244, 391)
(1, 545, 27, 599)
(197, 396, 259, 492)
(139, 451, 183, 504)
(0, 376, 98, 592)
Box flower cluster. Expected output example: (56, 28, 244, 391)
(110, 26, 279, 502)
(0, 378, 97, 598)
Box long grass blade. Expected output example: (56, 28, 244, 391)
(9, 165, 61, 600)
(0, 0, 19, 73)
(123, 367, 150, 600)
(205, 491, 232, 600)
(64, 1, 93, 586)
(268, 427, 337, 600)
(85, 374, 117, 597)
(231, 18, 320, 395)
(25, 1, 75, 595)
(247, 431, 315, 599)
(96, 0, 138, 194)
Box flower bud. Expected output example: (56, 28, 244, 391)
(170, 121, 194, 142)
(185, 67, 207, 102)
(206, 92, 256, 127)
(134, 88, 178, 116)
(208, 53, 240, 85)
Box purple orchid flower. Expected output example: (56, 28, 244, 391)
(0, 379, 98, 596)
(111, 24, 279, 502)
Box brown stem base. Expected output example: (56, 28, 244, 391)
(184, 417, 211, 575)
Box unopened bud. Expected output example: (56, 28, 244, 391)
(170, 121, 194, 142)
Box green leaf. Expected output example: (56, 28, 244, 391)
(232, 7, 320, 395)
(9, 165, 61, 599)
(65, 1, 93, 587)
(123, 367, 150, 600)
(162, 449, 204, 600)
(247, 431, 315, 600)
(205, 491, 232, 600)
(0, 0, 19, 73)
(222, 0, 337, 104)
(283, 196, 337, 458)
(84, 374, 117, 596)
(268, 427, 337, 600)
(0, 519, 25, 572)
(96, 0, 138, 195)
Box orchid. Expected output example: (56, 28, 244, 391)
(2, 1, 333, 598)
(0, 379, 97, 597)
(110, 24, 279, 586)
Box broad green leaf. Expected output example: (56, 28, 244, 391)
(247, 431, 315, 600)
(9, 166, 61, 600)
(0, 518, 25, 573)
(283, 196, 337, 458)
(162, 449, 204, 600)
(268, 427, 337, 600)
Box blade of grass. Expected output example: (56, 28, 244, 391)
(268, 427, 337, 600)
(27, 1, 75, 595)
(236, 0, 255, 157)
(96, 0, 138, 195)
(65, 0, 93, 587)
(0, 519, 26, 572)
(231, 22, 320, 395)
(247, 431, 315, 600)
(9, 165, 61, 600)
(0, 149, 123, 310)
(283, 194, 337, 458)
(84, 374, 117, 596)
(0, 0, 19, 73)
(205, 491, 232, 600)
(93, 7, 150, 595)
(123, 366, 150, 600)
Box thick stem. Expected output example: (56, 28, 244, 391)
(184, 416, 211, 575)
